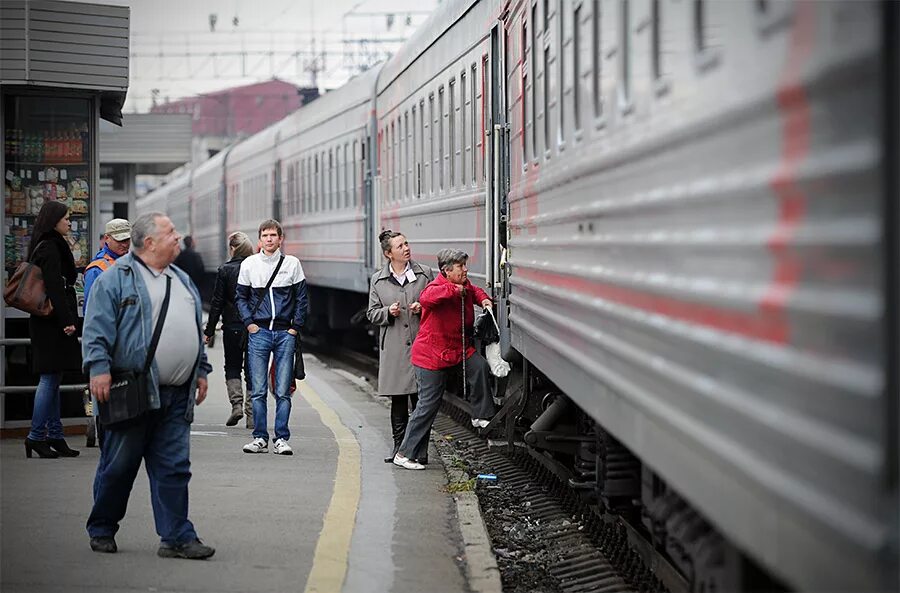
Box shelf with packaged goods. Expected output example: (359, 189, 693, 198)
(4, 161, 89, 167)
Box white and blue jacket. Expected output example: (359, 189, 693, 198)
(236, 249, 308, 332)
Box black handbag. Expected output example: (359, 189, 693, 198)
(98, 275, 171, 428)
(294, 337, 305, 380)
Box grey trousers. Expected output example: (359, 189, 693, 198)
(398, 353, 495, 460)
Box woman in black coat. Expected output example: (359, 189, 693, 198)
(204, 231, 255, 428)
(25, 200, 82, 459)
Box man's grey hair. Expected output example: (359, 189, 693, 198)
(131, 212, 164, 250)
(436, 248, 468, 273)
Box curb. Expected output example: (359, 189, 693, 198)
(331, 365, 503, 593)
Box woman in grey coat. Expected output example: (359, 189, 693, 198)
(367, 230, 434, 462)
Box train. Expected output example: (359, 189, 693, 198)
(136, 1, 898, 591)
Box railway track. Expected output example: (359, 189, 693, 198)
(437, 398, 685, 593)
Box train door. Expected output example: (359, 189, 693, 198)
(486, 21, 510, 295)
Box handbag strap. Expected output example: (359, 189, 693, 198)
(250, 255, 285, 318)
(143, 275, 171, 373)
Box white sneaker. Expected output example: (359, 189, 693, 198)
(392, 454, 424, 470)
(242, 438, 268, 454)
(471, 418, 490, 429)
(273, 438, 293, 456)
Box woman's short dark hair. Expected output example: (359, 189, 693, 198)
(436, 248, 468, 273)
(378, 229, 404, 257)
(27, 200, 69, 259)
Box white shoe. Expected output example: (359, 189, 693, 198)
(471, 418, 490, 429)
(242, 437, 268, 454)
(392, 454, 424, 470)
(273, 438, 293, 456)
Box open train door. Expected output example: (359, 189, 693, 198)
(486, 20, 510, 298)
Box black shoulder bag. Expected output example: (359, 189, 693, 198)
(249, 255, 284, 320)
(99, 275, 171, 428)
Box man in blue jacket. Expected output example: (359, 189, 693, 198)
(236, 218, 307, 456)
(82, 212, 214, 559)
(83, 218, 131, 313)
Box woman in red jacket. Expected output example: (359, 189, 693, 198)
(392, 248, 495, 470)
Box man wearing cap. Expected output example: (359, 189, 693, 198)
(83, 218, 131, 314)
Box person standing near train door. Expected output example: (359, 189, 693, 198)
(367, 230, 434, 463)
(393, 248, 495, 470)
(236, 219, 308, 456)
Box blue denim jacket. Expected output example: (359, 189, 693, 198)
(81, 252, 212, 422)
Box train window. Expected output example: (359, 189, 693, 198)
(404, 112, 410, 199)
(543, 44, 550, 155)
(471, 64, 477, 185)
(399, 116, 405, 200)
(558, 0, 565, 145)
(573, 3, 582, 132)
(651, 0, 661, 81)
(344, 143, 349, 207)
(618, 0, 632, 111)
(419, 99, 425, 196)
(329, 148, 335, 210)
(459, 73, 466, 184)
(449, 78, 456, 189)
(314, 154, 320, 212)
(693, 0, 721, 70)
(438, 86, 445, 191)
(287, 162, 295, 217)
(531, 3, 538, 160)
(521, 18, 528, 164)
(411, 107, 417, 197)
(544, 0, 550, 33)
(337, 146, 343, 209)
(428, 94, 435, 194)
(592, 0, 601, 119)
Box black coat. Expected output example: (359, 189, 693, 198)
(174, 247, 205, 289)
(205, 255, 246, 334)
(27, 231, 82, 374)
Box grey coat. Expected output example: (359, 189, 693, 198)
(367, 261, 434, 395)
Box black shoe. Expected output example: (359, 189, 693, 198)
(90, 536, 117, 553)
(48, 438, 80, 457)
(24, 438, 59, 459)
(225, 409, 243, 427)
(158, 539, 215, 560)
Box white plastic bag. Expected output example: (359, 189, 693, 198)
(485, 342, 511, 377)
(483, 309, 510, 377)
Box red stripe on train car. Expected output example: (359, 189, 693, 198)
(761, 2, 815, 326)
(516, 267, 789, 345)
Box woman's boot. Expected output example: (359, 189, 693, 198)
(384, 395, 409, 463)
(225, 379, 244, 426)
(48, 438, 80, 457)
(24, 438, 59, 458)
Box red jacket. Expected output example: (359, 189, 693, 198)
(410, 273, 491, 370)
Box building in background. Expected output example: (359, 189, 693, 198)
(150, 79, 318, 163)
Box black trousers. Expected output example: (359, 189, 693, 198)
(222, 328, 250, 388)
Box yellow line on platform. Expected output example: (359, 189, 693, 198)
(301, 381, 362, 593)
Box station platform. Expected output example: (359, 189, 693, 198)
(0, 344, 496, 593)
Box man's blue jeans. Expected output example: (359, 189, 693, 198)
(86, 383, 197, 546)
(247, 328, 295, 442)
(28, 373, 64, 441)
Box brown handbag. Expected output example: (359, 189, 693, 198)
(4, 257, 54, 317)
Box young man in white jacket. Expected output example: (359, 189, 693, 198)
(235, 219, 308, 455)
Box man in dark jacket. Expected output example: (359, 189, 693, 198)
(173, 236, 205, 296)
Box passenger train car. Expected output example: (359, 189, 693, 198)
(136, 1, 897, 590)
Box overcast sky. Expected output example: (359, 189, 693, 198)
(97, 0, 439, 112)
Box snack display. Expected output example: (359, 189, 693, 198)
(4, 106, 92, 281)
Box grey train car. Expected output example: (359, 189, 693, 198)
(136, 0, 897, 590)
(190, 149, 229, 272)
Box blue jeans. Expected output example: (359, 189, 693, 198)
(86, 384, 197, 546)
(247, 328, 296, 442)
(28, 373, 64, 441)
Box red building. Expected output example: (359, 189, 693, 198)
(150, 79, 316, 138)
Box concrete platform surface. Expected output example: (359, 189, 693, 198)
(0, 343, 472, 593)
